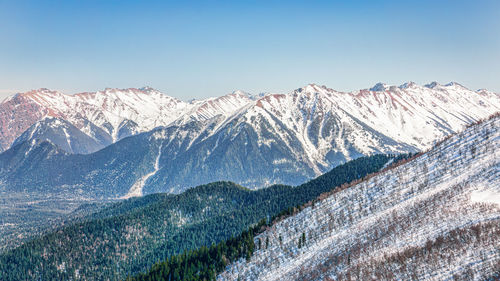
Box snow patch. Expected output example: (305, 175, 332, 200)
(120, 142, 163, 199)
(470, 189, 500, 206)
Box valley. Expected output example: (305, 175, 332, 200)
(0, 154, 396, 280)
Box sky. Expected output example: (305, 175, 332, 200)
(0, 0, 499, 100)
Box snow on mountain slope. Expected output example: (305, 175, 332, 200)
(235, 87, 415, 175)
(0, 87, 257, 154)
(1, 82, 498, 195)
(1, 82, 497, 157)
(119, 81, 500, 195)
(11, 117, 109, 154)
(218, 114, 500, 281)
(184, 82, 499, 179)
(0, 88, 177, 152)
(72, 87, 190, 140)
(294, 82, 499, 150)
(179, 90, 254, 123)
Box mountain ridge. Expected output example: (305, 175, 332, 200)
(1, 82, 498, 196)
(2, 82, 498, 154)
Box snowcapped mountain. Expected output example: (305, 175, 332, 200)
(2, 82, 498, 157)
(218, 113, 500, 281)
(178, 90, 254, 124)
(0, 82, 498, 196)
(12, 117, 110, 154)
(0, 87, 257, 154)
(0, 87, 189, 153)
(145, 81, 499, 190)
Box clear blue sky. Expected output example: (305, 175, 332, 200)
(0, 0, 499, 99)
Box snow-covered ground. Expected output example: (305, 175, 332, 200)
(219, 114, 500, 281)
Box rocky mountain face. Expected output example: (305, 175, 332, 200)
(2, 82, 498, 156)
(0, 87, 191, 153)
(0, 82, 498, 196)
(218, 114, 500, 281)
(0, 87, 256, 154)
(11, 117, 110, 154)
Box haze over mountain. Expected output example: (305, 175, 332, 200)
(1, 82, 498, 197)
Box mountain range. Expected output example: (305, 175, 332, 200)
(0, 87, 251, 154)
(0, 82, 498, 198)
(0, 81, 499, 280)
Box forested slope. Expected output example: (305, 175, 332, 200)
(0, 154, 397, 280)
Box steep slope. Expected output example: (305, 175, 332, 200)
(11, 117, 109, 154)
(2, 82, 498, 158)
(0, 87, 188, 153)
(123, 82, 500, 191)
(0, 87, 257, 154)
(146, 82, 499, 189)
(0, 155, 395, 281)
(0, 130, 160, 197)
(176, 90, 254, 124)
(218, 114, 500, 281)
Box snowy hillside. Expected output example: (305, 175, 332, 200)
(11, 117, 110, 154)
(0, 87, 182, 152)
(218, 114, 500, 280)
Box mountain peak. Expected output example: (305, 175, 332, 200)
(102, 87, 133, 93)
(137, 86, 166, 95)
(424, 81, 441, 88)
(95, 87, 174, 98)
(370, 82, 388, 92)
(2, 88, 58, 102)
(231, 90, 251, 97)
(24, 88, 60, 95)
(298, 83, 325, 94)
(398, 81, 417, 89)
(444, 81, 468, 89)
(139, 86, 156, 92)
(18, 88, 65, 101)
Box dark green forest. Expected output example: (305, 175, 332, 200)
(126, 154, 415, 281)
(0, 154, 404, 281)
